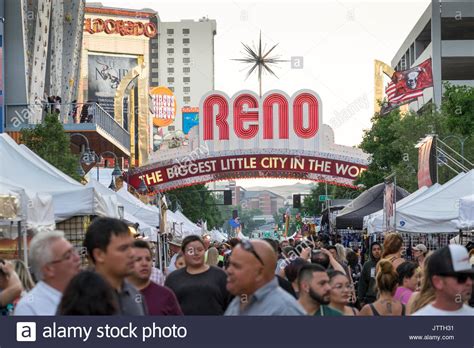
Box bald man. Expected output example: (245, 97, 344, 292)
(224, 239, 305, 315)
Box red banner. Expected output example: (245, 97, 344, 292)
(417, 137, 436, 188)
(126, 154, 367, 192)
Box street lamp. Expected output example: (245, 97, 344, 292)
(97, 151, 122, 190)
(442, 135, 468, 165)
(70, 133, 97, 177)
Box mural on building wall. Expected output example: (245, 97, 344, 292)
(88, 53, 138, 118)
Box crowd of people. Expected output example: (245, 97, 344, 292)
(0, 218, 472, 316)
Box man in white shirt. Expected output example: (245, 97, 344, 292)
(413, 244, 473, 316)
(14, 230, 81, 315)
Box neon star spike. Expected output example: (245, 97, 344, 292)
(232, 31, 289, 97)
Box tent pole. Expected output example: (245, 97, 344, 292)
(22, 222, 28, 267)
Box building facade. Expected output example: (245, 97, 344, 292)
(156, 18, 216, 134)
(391, 0, 474, 112)
(79, 3, 158, 165)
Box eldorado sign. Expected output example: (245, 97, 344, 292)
(127, 90, 370, 192)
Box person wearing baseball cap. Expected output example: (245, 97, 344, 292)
(412, 244, 428, 269)
(412, 245, 473, 315)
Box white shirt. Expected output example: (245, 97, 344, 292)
(412, 303, 474, 316)
(14, 281, 62, 316)
(167, 253, 178, 274)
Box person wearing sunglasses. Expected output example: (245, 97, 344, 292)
(412, 245, 473, 316)
(225, 239, 305, 316)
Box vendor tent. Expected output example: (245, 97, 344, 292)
(336, 183, 410, 230)
(395, 171, 474, 233)
(457, 194, 474, 230)
(365, 184, 440, 234)
(0, 134, 114, 222)
(0, 179, 55, 237)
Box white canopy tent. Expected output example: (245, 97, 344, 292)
(394, 170, 474, 233)
(0, 134, 115, 222)
(365, 184, 440, 234)
(457, 194, 474, 230)
(0, 178, 55, 237)
(173, 210, 202, 237)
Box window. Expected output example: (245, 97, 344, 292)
(183, 67, 190, 73)
(183, 96, 191, 103)
(183, 48, 190, 54)
(167, 38, 174, 44)
(151, 58, 158, 63)
(152, 78, 159, 84)
(168, 87, 174, 92)
(183, 38, 190, 44)
(167, 58, 174, 64)
(183, 57, 191, 64)
(167, 67, 174, 73)
(167, 48, 174, 54)
(151, 49, 158, 54)
(167, 77, 174, 83)
(183, 87, 191, 93)
(167, 29, 174, 34)
(151, 72, 158, 78)
(182, 28, 190, 34)
(151, 68, 159, 73)
(183, 77, 190, 83)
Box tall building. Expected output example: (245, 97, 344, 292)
(2, 0, 85, 125)
(391, 0, 474, 112)
(156, 18, 216, 134)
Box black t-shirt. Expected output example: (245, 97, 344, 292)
(164, 266, 231, 315)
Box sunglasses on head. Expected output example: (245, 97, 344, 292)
(240, 240, 264, 265)
(438, 272, 474, 284)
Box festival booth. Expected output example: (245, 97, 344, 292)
(364, 184, 440, 235)
(0, 133, 119, 260)
(457, 194, 474, 231)
(336, 183, 410, 230)
(394, 171, 473, 233)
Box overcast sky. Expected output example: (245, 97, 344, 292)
(99, 0, 430, 187)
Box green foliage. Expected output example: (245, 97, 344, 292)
(20, 113, 81, 181)
(356, 84, 474, 192)
(442, 82, 474, 137)
(166, 184, 224, 229)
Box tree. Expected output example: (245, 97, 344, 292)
(166, 184, 224, 229)
(219, 204, 264, 236)
(442, 82, 474, 137)
(356, 84, 474, 192)
(20, 113, 81, 181)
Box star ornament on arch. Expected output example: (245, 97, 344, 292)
(232, 31, 289, 96)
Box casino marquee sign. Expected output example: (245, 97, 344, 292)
(127, 90, 370, 192)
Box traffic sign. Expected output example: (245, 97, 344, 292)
(319, 195, 333, 202)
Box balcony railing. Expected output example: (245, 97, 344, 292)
(4, 102, 130, 150)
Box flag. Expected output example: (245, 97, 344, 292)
(381, 58, 433, 115)
(417, 136, 437, 188)
(383, 181, 395, 232)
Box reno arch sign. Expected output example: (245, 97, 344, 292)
(127, 90, 370, 192)
(201, 90, 322, 153)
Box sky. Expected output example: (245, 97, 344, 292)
(99, 0, 430, 187)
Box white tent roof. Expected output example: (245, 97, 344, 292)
(365, 184, 440, 234)
(116, 187, 160, 227)
(172, 210, 202, 237)
(0, 178, 55, 236)
(395, 170, 474, 233)
(457, 194, 474, 230)
(0, 134, 114, 222)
